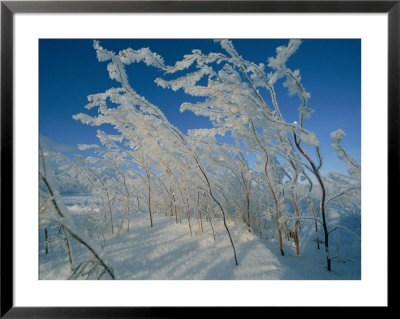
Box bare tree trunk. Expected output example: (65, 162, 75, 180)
(294, 134, 330, 271)
(291, 168, 300, 256)
(194, 157, 238, 266)
(205, 203, 216, 242)
(198, 192, 203, 234)
(303, 172, 320, 249)
(44, 228, 48, 254)
(186, 206, 192, 236)
(146, 170, 153, 228)
(245, 191, 250, 228)
(105, 191, 114, 235)
(62, 226, 73, 265)
(308, 195, 320, 250)
(111, 156, 130, 233)
(264, 152, 284, 256)
(185, 190, 193, 237)
(170, 187, 178, 223)
(174, 205, 178, 223)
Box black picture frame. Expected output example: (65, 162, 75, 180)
(1, 1, 394, 317)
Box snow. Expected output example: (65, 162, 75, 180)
(39, 39, 362, 282)
(40, 199, 360, 280)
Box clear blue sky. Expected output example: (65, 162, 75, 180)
(39, 39, 361, 175)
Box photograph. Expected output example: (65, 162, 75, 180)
(39, 38, 361, 280)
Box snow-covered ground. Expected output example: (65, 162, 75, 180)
(39, 197, 360, 280)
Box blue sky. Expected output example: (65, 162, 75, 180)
(39, 39, 360, 175)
